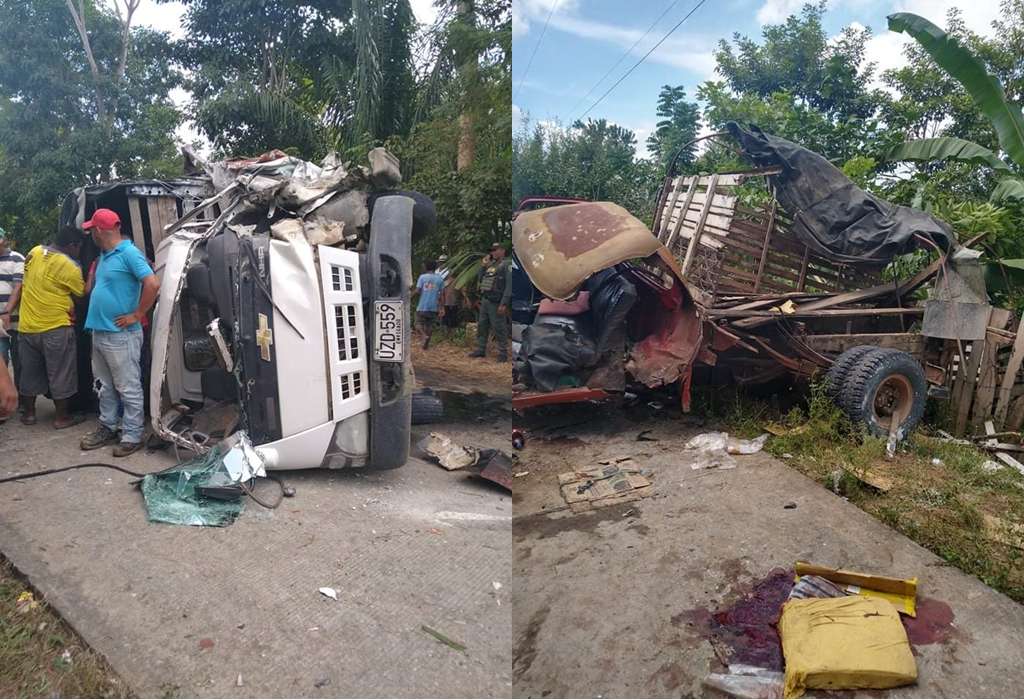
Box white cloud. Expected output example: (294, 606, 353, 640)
(757, 0, 819, 25)
(535, 12, 717, 80)
(890, 0, 1001, 35)
(133, 0, 185, 38)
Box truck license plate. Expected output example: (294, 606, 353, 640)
(374, 301, 404, 362)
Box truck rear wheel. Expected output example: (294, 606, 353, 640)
(824, 345, 875, 402)
(839, 348, 926, 438)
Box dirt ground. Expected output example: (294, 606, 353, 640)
(511, 402, 1024, 698)
(413, 336, 510, 397)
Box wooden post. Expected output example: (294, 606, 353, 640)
(664, 176, 699, 253)
(797, 245, 810, 291)
(127, 197, 145, 254)
(994, 320, 1024, 427)
(753, 200, 777, 292)
(680, 174, 719, 277)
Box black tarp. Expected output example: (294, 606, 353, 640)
(514, 317, 598, 392)
(726, 122, 955, 265)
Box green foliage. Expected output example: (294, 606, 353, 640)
(702, 3, 893, 166)
(0, 0, 183, 247)
(888, 12, 1024, 168)
(646, 85, 700, 173)
(392, 0, 511, 260)
(512, 118, 661, 224)
(888, 137, 1012, 173)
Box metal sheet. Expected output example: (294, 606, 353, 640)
(922, 300, 992, 340)
(512, 202, 661, 300)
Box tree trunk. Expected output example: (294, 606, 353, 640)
(455, 0, 477, 172)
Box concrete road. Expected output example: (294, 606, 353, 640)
(0, 405, 512, 698)
(511, 406, 1024, 698)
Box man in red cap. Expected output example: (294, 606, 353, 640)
(78, 208, 160, 457)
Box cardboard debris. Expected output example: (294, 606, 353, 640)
(794, 561, 917, 617)
(558, 463, 652, 513)
(779, 596, 917, 698)
(844, 468, 895, 493)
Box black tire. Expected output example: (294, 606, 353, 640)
(824, 345, 876, 402)
(839, 348, 926, 438)
(412, 391, 445, 425)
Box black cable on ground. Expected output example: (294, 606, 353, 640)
(0, 461, 290, 510)
(0, 463, 149, 484)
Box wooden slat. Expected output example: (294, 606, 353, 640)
(733, 279, 904, 330)
(753, 201, 777, 292)
(664, 177, 698, 251)
(801, 333, 926, 356)
(127, 197, 145, 254)
(797, 245, 811, 291)
(995, 327, 1024, 427)
(972, 313, 1014, 432)
(681, 174, 719, 276)
(658, 176, 687, 240)
(710, 307, 924, 319)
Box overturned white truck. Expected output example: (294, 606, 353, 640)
(60, 148, 435, 469)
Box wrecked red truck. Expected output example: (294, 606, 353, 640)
(512, 123, 1024, 440)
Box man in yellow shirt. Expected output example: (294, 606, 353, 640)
(17, 227, 85, 427)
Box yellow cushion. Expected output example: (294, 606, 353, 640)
(779, 596, 917, 698)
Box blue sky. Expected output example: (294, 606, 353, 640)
(512, 0, 1006, 156)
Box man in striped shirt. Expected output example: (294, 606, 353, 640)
(0, 227, 25, 399)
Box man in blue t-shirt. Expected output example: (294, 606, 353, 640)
(78, 208, 160, 457)
(414, 260, 445, 350)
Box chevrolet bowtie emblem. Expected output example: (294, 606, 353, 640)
(256, 313, 274, 361)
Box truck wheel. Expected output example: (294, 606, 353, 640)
(412, 391, 445, 424)
(840, 348, 926, 438)
(824, 345, 875, 402)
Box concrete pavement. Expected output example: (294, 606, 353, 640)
(511, 407, 1024, 698)
(0, 405, 512, 698)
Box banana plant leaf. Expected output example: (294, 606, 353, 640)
(888, 13, 1024, 168)
(441, 250, 487, 290)
(991, 177, 1024, 203)
(887, 137, 1012, 173)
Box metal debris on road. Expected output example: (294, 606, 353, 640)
(419, 432, 478, 470)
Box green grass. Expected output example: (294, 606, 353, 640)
(713, 383, 1024, 604)
(0, 557, 131, 698)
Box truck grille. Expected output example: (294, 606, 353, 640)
(318, 248, 370, 421)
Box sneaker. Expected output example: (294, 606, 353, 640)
(113, 441, 143, 458)
(468, 349, 486, 358)
(80, 425, 119, 451)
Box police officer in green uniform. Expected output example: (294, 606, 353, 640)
(469, 242, 512, 362)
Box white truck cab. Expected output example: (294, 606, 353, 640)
(62, 150, 432, 470)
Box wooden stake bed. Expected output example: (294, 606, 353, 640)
(653, 169, 1024, 435)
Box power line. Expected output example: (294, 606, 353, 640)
(573, 0, 709, 125)
(565, 0, 685, 120)
(513, 0, 561, 101)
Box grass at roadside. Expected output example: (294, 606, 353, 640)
(706, 384, 1024, 603)
(0, 556, 131, 698)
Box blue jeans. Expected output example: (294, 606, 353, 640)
(92, 329, 144, 444)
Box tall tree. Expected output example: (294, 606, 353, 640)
(0, 0, 181, 244)
(701, 1, 892, 165)
(646, 85, 700, 172)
